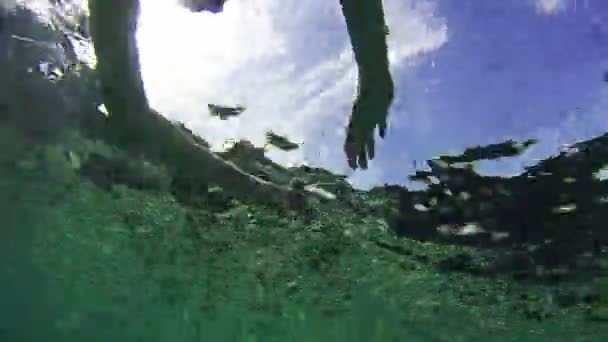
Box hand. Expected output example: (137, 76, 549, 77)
(344, 72, 394, 169)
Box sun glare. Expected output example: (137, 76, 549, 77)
(136, 0, 240, 100)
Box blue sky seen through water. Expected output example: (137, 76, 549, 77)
(136, 0, 608, 190)
(398, 0, 608, 180)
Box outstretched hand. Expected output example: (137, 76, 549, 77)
(344, 72, 394, 169)
(340, 0, 395, 170)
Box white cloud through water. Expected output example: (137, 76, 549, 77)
(534, 0, 567, 16)
(136, 0, 447, 189)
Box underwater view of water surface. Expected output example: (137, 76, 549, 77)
(1, 0, 608, 340)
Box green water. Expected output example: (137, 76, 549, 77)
(1, 1, 608, 341)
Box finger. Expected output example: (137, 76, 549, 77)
(347, 146, 358, 169)
(358, 143, 368, 169)
(348, 149, 358, 169)
(344, 137, 359, 170)
(379, 121, 387, 138)
(367, 136, 375, 161)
